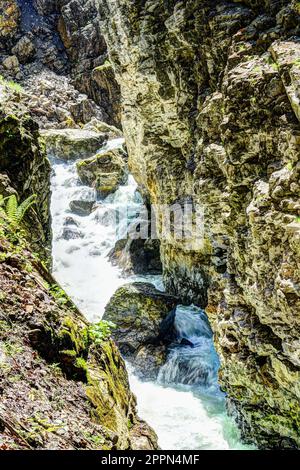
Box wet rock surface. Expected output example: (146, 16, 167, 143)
(0, 1, 20, 46)
(69, 199, 95, 216)
(108, 238, 162, 275)
(100, 0, 300, 448)
(0, 0, 121, 128)
(83, 118, 123, 139)
(76, 148, 127, 197)
(103, 282, 179, 379)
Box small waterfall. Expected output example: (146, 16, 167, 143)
(50, 137, 252, 450)
(50, 138, 161, 320)
(158, 306, 219, 388)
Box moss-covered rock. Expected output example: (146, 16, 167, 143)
(0, 224, 157, 450)
(41, 128, 107, 160)
(0, 85, 51, 259)
(0, 1, 20, 41)
(103, 282, 178, 379)
(76, 148, 127, 197)
(69, 199, 95, 216)
(108, 237, 162, 275)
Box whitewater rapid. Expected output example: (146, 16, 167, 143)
(50, 138, 251, 450)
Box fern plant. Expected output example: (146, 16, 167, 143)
(0, 194, 36, 228)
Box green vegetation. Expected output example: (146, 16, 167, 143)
(0, 194, 36, 228)
(85, 320, 116, 345)
(83, 431, 105, 447)
(3, 340, 23, 357)
(0, 75, 23, 93)
(94, 59, 111, 72)
(49, 284, 74, 308)
(293, 58, 300, 67)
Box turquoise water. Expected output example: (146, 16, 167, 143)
(50, 138, 252, 450)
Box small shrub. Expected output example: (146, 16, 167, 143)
(0, 75, 23, 93)
(86, 321, 116, 344)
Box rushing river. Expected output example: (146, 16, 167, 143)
(50, 138, 251, 450)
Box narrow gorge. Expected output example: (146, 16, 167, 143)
(0, 0, 300, 452)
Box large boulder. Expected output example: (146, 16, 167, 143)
(76, 148, 127, 197)
(69, 199, 95, 216)
(41, 128, 107, 160)
(11, 35, 35, 64)
(0, 87, 51, 259)
(103, 282, 178, 379)
(109, 238, 162, 275)
(84, 118, 123, 139)
(2, 55, 19, 74)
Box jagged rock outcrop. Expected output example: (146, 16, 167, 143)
(100, 0, 300, 448)
(76, 147, 127, 197)
(0, 0, 121, 127)
(108, 237, 162, 275)
(103, 282, 178, 379)
(0, 83, 51, 259)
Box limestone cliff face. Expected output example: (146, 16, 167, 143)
(100, 0, 300, 448)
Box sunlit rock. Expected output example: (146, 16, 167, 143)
(41, 128, 107, 160)
(76, 148, 127, 197)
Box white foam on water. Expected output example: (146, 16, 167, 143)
(50, 138, 252, 450)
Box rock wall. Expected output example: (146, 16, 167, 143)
(0, 83, 51, 258)
(0, 0, 121, 126)
(99, 0, 300, 448)
(57, 0, 121, 125)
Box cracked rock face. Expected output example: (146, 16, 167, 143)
(0, 1, 20, 43)
(103, 282, 178, 380)
(100, 0, 300, 448)
(0, 0, 121, 127)
(0, 84, 51, 259)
